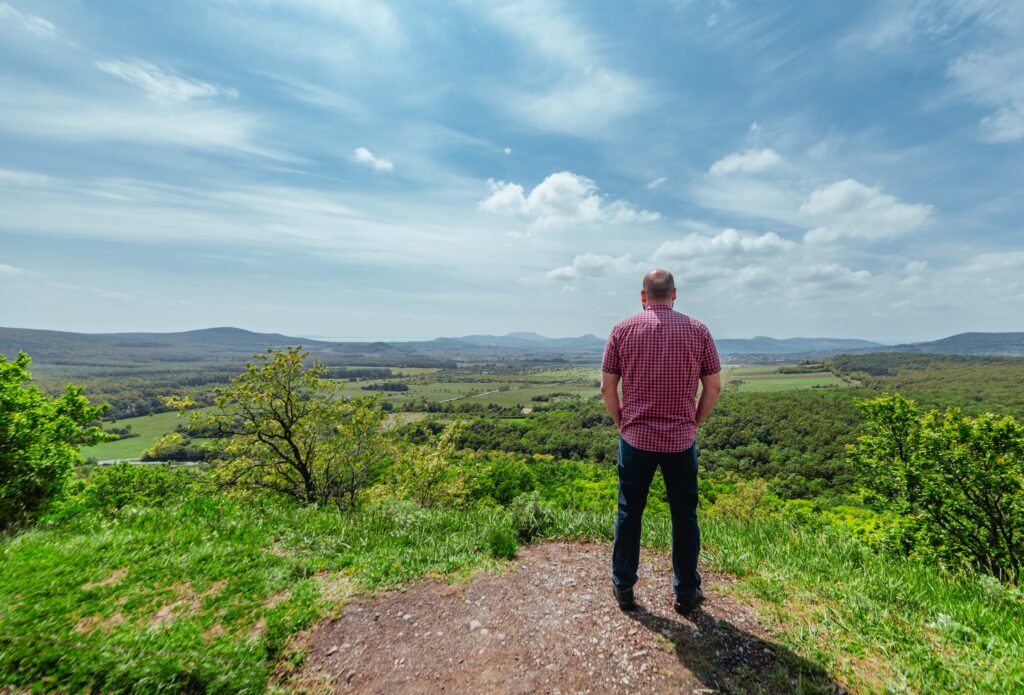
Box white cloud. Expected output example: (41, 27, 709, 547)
(353, 147, 394, 172)
(0, 2, 57, 39)
(946, 48, 1024, 142)
(503, 147, 512, 155)
(800, 179, 932, 244)
(0, 83, 283, 159)
(966, 250, 1024, 272)
(474, 1, 649, 137)
(479, 172, 659, 230)
(653, 228, 795, 261)
(0, 168, 51, 187)
(646, 176, 668, 190)
(546, 252, 637, 281)
(0, 263, 42, 278)
(798, 263, 872, 288)
(242, 0, 401, 46)
(709, 148, 782, 176)
(96, 59, 237, 101)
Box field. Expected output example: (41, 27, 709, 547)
(81, 410, 196, 461)
(722, 365, 848, 392)
(78, 364, 852, 462)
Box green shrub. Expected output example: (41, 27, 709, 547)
(84, 462, 199, 513)
(0, 352, 111, 530)
(508, 490, 553, 541)
(485, 524, 518, 559)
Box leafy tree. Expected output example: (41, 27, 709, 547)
(390, 421, 468, 508)
(0, 352, 111, 529)
(848, 394, 1024, 581)
(179, 347, 392, 509)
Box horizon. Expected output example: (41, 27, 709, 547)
(2, 2, 1023, 343)
(7, 322, 1024, 347)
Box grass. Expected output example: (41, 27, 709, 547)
(81, 410, 202, 461)
(723, 366, 848, 392)
(2, 493, 1022, 693)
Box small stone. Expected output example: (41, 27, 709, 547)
(480, 628, 490, 636)
(469, 619, 482, 631)
(628, 628, 637, 636)
(402, 613, 412, 621)
(326, 645, 339, 655)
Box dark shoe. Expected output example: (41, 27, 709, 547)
(613, 586, 637, 611)
(673, 590, 704, 615)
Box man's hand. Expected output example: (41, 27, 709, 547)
(695, 371, 722, 428)
(600, 371, 623, 430)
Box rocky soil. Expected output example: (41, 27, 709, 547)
(286, 542, 845, 694)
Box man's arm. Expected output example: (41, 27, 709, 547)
(695, 372, 721, 428)
(600, 371, 622, 430)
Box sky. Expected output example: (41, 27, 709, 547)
(1, 0, 1022, 343)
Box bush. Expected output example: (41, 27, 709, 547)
(508, 491, 553, 541)
(84, 462, 199, 513)
(485, 524, 518, 559)
(849, 394, 1024, 582)
(0, 352, 111, 530)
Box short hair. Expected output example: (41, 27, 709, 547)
(643, 269, 675, 300)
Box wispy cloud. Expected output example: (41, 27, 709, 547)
(353, 147, 394, 171)
(96, 59, 238, 101)
(709, 148, 782, 176)
(474, 1, 650, 136)
(0, 2, 57, 39)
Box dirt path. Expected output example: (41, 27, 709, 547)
(285, 542, 846, 694)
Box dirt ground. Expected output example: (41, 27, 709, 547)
(286, 542, 847, 694)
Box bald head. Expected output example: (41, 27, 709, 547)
(643, 269, 675, 302)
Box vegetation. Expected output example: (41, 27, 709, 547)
(0, 352, 111, 530)
(828, 353, 1024, 417)
(5, 347, 1024, 691)
(178, 347, 392, 509)
(849, 394, 1024, 582)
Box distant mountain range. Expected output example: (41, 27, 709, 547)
(2, 327, 1023, 366)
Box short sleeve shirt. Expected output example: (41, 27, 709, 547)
(601, 304, 720, 453)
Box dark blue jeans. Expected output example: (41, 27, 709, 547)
(612, 437, 701, 600)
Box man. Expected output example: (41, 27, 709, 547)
(600, 269, 721, 615)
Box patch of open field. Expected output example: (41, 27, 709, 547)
(81, 410, 197, 461)
(722, 366, 847, 392)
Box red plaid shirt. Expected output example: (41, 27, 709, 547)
(602, 304, 720, 453)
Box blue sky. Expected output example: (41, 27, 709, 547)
(1, 0, 1022, 342)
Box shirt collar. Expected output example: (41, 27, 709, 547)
(646, 303, 674, 311)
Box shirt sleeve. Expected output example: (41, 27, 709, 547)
(699, 326, 721, 376)
(601, 328, 621, 374)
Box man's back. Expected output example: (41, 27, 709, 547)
(602, 304, 719, 453)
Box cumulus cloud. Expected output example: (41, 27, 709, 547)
(798, 263, 872, 288)
(652, 228, 796, 261)
(800, 179, 932, 244)
(353, 147, 394, 172)
(709, 148, 782, 176)
(546, 252, 637, 281)
(479, 172, 659, 230)
(0, 2, 57, 39)
(96, 59, 237, 101)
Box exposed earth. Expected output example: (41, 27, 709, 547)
(283, 542, 846, 694)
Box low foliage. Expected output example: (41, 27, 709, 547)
(849, 394, 1024, 582)
(0, 352, 112, 530)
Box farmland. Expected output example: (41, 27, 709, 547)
(79, 363, 851, 462)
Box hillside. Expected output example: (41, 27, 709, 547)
(879, 331, 1024, 356)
